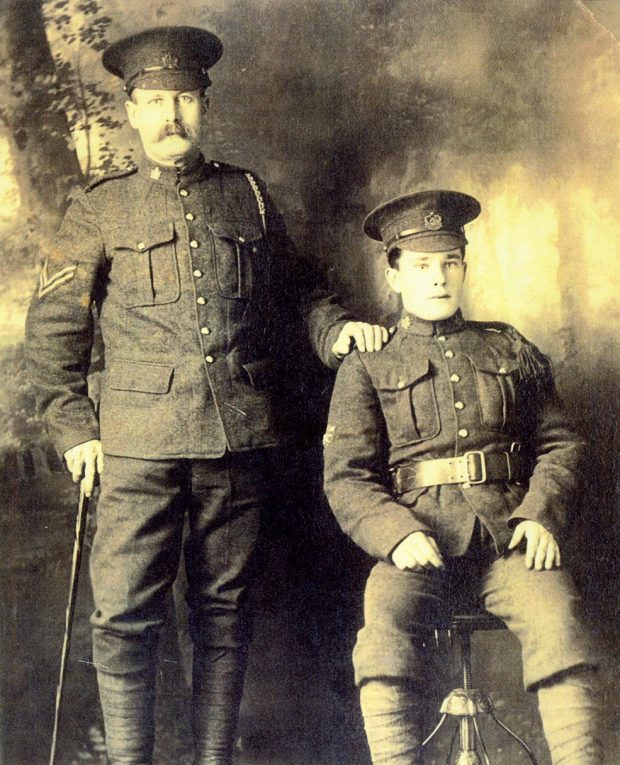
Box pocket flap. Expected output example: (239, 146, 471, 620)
(241, 358, 277, 389)
(207, 219, 263, 243)
(467, 349, 519, 375)
(111, 222, 175, 252)
(108, 360, 174, 393)
(374, 358, 432, 390)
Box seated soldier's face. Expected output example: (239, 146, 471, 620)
(386, 248, 466, 321)
(125, 88, 204, 166)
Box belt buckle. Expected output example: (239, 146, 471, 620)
(464, 451, 487, 485)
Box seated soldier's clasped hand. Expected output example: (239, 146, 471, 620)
(64, 439, 104, 497)
(391, 531, 445, 572)
(332, 321, 389, 357)
(508, 520, 561, 570)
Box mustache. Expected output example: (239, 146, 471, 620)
(158, 121, 199, 142)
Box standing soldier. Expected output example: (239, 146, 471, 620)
(26, 26, 386, 765)
(323, 191, 603, 765)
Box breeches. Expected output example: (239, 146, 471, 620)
(90, 451, 268, 674)
(354, 551, 597, 691)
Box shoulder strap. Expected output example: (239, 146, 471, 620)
(84, 164, 138, 192)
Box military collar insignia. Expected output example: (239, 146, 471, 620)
(424, 211, 443, 230)
(399, 309, 466, 337)
(139, 154, 211, 186)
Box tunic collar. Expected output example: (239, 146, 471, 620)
(136, 151, 213, 187)
(399, 309, 466, 337)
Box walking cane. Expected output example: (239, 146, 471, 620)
(49, 483, 90, 765)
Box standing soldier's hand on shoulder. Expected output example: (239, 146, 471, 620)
(332, 321, 389, 357)
(64, 439, 104, 497)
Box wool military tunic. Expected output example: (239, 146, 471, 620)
(26, 155, 350, 459)
(323, 310, 584, 560)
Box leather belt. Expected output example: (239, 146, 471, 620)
(389, 449, 530, 496)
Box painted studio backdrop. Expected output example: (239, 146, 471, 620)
(1, 1, 619, 764)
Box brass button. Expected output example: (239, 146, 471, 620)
(179, 188, 189, 197)
(193, 269, 203, 278)
(137, 241, 146, 251)
(397, 380, 406, 389)
(458, 428, 469, 438)
(437, 335, 447, 342)
(252, 246, 258, 253)
(190, 240, 200, 249)
(498, 366, 507, 374)
(454, 401, 465, 410)
(200, 327, 210, 335)
(185, 213, 195, 221)
(238, 236, 245, 243)
(205, 355, 214, 363)
(196, 297, 206, 305)
(212, 162, 220, 168)
(450, 374, 461, 383)
(445, 350, 454, 359)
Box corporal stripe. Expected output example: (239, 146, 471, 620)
(38, 260, 78, 299)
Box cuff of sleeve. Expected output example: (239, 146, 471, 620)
(51, 423, 100, 460)
(507, 501, 562, 539)
(356, 505, 433, 562)
(324, 320, 350, 370)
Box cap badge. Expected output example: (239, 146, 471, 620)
(150, 167, 162, 180)
(424, 211, 443, 230)
(161, 53, 180, 69)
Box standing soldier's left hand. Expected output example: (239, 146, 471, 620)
(332, 321, 389, 357)
(508, 520, 561, 570)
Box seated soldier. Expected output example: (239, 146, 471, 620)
(322, 190, 603, 765)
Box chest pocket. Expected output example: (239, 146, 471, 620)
(109, 223, 180, 307)
(374, 358, 440, 446)
(467, 351, 519, 432)
(207, 219, 264, 299)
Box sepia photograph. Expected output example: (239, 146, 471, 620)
(1, 1, 619, 763)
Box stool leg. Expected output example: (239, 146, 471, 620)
(472, 717, 491, 765)
(490, 713, 539, 765)
(455, 631, 482, 765)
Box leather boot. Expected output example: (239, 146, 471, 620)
(97, 666, 157, 765)
(359, 679, 425, 765)
(191, 646, 248, 765)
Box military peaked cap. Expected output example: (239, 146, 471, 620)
(103, 26, 223, 93)
(364, 190, 481, 253)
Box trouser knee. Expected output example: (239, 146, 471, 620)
(353, 625, 440, 688)
(93, 628, 159, 676)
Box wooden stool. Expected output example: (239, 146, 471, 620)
(422, 611, 539, 765)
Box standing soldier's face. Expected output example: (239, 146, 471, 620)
(125, 88, 205, 166)
(386, 248, 467, 321)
